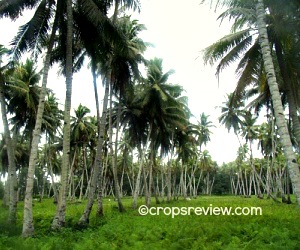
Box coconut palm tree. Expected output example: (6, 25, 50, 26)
(255, 0, 300, 205)
(196, 112, 215, 152)
(218, 93, 246, 145)
(6, 59, 41, 138)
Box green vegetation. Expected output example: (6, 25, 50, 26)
(0, 197, 299, 250)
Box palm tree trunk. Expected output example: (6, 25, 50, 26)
(244, 169, 249, 197)
(0, 79, 17, 224)
(256, 0, 300, 205)
(109, 87, 125, 212)
(126, 168, 133, 196)
(21, 9, 59, 236)
(146, 145, 154, 207)
(51, 0, 73, 230)
(161, 166, 165, 201)
(142, 162, 149, 205)
(196, 170, 203, 195)
(78, 70, 109, 226)
(166, 162, 172, 202)
(167, 135, 174, 202)
(49, 161, 58, 203)
(132, 126, 152, 209)
(248, 172, 253, 197)
(68, 149, 77, 199)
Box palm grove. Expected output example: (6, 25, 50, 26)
(0, 0, 300, 238)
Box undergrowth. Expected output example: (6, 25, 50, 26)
(0, 196, 299, 249)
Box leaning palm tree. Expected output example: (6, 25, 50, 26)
(203, 0, 300, 150)
(255, 0, 300, 205)
(204, 0, 300, 205)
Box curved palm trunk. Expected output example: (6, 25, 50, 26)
(21, 10, 59, 237)
(0, 81, 17, 224)
(51, 0, 73, 230)
(256, 0, 300, 205)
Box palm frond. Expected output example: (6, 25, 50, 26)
(9, 0, 54, 60)
(0, 0, 40, 20)
(216, 34, 253, 76)
(203, 28, 251, 66)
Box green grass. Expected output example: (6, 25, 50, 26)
(0, 196, 299, 250)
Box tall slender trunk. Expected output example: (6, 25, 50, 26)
(161, 165, 165, 201)
(196, 170, 203, 195)
(68, 149, 77, 199)
(97, 136, 110, 216)
(142, 161, 149, 205)
(167, 134, 174, 202)
(256, 0, 300, 205)
(78, 70, 109, 226)
(49, 161, 58, 203)
(51, 0, 73, 230)
(0, 75, 17, 224)
(109, 86, 125, 212)
(248, 172, 253, 197)
(120, 164, 125, 196)
(21, 9, 59, 236)
(166, 163, 172, 202)
(244, 169, 249, 197)
(147, 153, 153, 206)
(132, 125, 152, 209)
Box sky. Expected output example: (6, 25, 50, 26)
(0, 0, 260, 164)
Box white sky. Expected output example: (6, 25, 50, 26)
(0, 0, 262, 164)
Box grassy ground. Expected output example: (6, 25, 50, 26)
(0, 196, 299, 250)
